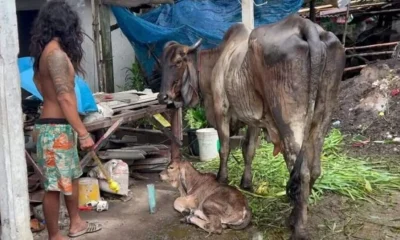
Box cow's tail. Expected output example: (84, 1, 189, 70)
(286, 20, 326, 212)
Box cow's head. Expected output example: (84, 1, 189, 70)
(158, 39, 203, 107)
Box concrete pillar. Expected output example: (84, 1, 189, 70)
(0, 0, 34, 239)
(242, 0, 254, 29)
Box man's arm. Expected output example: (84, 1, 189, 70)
(46, 49, 88, 137)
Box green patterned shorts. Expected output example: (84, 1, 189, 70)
(34, 119, 82, 195)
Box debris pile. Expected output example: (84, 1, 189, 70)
(335, 59, 400, 154)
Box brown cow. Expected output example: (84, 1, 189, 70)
(159, 161, 252, 234)
(158, 14, 345, 240)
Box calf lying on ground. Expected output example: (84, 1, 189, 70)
(160, 161, 252, 234)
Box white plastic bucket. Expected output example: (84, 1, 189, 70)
(196, 128, 219, 161)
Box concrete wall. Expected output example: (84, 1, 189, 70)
(16, 0, 136, 92)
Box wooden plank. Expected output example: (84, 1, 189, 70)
(0, 0, 33, 238)
(99, 3, 114, 93)
(99, 149, 147, 160)
(101, 0, 173, 7)
(112, 100, 159, 112)
(132, 157, 170, 165)
(85, 104, 167, 131)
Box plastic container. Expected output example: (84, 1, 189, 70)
(78, 177, 101, 207)
(196, 128, 219, 161)
(187, 129, 200, 156)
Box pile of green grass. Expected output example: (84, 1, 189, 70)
(194, 129, 400, 231)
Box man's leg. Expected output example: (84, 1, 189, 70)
(43, 191, 66, 240)
(64, 179, 88, 235)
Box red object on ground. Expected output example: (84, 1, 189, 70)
(79, 206, 93, 211)
(391, 89, 400, 97)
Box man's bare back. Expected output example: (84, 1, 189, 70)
(34, 40, 75, 119)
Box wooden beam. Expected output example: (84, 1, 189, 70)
(345, 42, 398, 51)
(101, 0, 173, 7)
(241, 0, 254, 29)
(0, 0, 33, 239)
(346, 51, 393, 58)
(99, 4, 114, 93)
(170, 108, 182, 163)
(92, 0, 104, 92)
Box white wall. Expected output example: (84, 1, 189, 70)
(16, 0, 136, 93)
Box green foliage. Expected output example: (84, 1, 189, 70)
(184, 106, 208, 129)
(120, 61, 145, 91)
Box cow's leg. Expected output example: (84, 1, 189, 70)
(308, 30, 344, 192)
(288, 142, 313, 240)
(240, 126, 260, 191)
(215, 113, 231, 185)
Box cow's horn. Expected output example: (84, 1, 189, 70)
(188, 39, 203, 52)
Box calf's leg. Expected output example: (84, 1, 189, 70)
(173, 196, 197, 214)
(186, 214, 223, 234)
(240, 126, 260, 191)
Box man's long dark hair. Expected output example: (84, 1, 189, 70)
(30, 0, 85, 76)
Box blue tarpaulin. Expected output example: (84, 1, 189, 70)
(111, 0, 303, 78)
(18, 57, 98, 115)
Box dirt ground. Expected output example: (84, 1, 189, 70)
(31, 174, 400, 240)
(33, 175, 259, 240)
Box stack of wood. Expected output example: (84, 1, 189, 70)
(98, 144, 170, 173)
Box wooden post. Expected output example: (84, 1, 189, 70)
(170, 108, 182, 163)
(309, 0, 316, 22)
(0, 1, 33, 239)
(342, 2, 351, 46)
(99, 3, 114, 93)
(92, 0, 104, 92)
(241, 0, 254, 29)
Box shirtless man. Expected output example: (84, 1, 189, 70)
(30, 1, 101, 239)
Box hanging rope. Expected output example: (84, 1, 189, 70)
(237, 0, 268, 7)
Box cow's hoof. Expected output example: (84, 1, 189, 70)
(216, 175, 229, 185)
(239, 181, 254, 192)
(289, 229, 310, 240)
(180, 215, 193, 224)
(181, 209, 190, 216)
(289, 235, 310, 240)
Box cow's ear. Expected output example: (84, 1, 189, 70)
(164, 41, 178, 49)
(181, 61, 199, 107)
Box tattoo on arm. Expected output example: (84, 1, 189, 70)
(46, 50, 74, 95)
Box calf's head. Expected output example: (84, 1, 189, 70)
(159, 161, 181, 188)
(158, 39, 203, 107)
